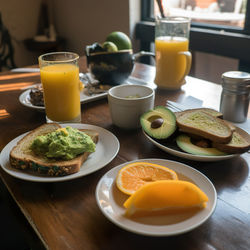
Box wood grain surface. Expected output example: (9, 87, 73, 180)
(0, 59, 249, 250)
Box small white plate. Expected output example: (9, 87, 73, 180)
(19, 77, 156, 111)
(19, 86, 107, 112)
(143, 131, 238, 162)
(96, 159, 217, 236)
(0, 124, 119, 182)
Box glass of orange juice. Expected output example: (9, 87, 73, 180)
(154, 17, 192, 90)
(38, 52, 81, 123)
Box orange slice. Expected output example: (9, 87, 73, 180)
(116, 162, 178, 195)
(123, 180, 209, 217)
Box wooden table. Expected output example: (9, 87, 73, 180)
(0, 60, 250, 250)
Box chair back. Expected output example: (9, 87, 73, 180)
(0, 13, 16, 71)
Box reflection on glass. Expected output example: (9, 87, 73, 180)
(154, 0, 247, 28)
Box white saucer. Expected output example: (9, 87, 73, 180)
(95, 158, 217, 236)
(19, 76, 157, 111)
(143, 131, 238, 162)
(19, 87, 107, 111)
(0, 124, 119, 182)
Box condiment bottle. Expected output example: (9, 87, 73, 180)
(220, 71, 250, 123)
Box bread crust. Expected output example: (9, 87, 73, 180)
(9, 124, 98, 176)
(176, 110, 232, 143)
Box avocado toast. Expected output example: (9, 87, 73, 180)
(9, 123, 98, 176)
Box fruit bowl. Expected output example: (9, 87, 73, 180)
(85, 48, 134, 85)
(85, 31, 154, 85)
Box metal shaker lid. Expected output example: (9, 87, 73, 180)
(221, 71, 250, 93)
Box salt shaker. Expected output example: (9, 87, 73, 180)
(220, 71, 250, 123)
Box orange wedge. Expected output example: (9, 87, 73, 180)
(116, 162, 178, 195)
(123, 180, 209, 217)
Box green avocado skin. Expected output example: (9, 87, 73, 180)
(30, 127, 96, 160)
(176, 134, 227, 156)
(106, 31, 132, 50)
(140, 106, 176, 140)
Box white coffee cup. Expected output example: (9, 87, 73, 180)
(108, 84, 155, 129)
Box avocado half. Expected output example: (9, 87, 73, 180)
(176, 134, 227, 156)
(140, 106, 176, 139)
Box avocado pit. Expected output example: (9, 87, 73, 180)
(140, 106, 177, 139)
(151, 117, 164, 129)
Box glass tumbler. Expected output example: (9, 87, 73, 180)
(39, 52, 81, 123)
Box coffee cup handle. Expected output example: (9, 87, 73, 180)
(178, 51, 192, 83)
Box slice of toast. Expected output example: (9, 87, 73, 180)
(175, 108, 223, 119)
(9, 123, 98, 176)
(176, 110, 232, 143)
(212, 127, 250, 154)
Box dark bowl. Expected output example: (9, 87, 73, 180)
(85, 49, 134, 85)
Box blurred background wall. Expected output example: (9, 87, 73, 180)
(0, 0, 237, 83)
(0, 0, 138, 67)
(0, 0, 41, 67)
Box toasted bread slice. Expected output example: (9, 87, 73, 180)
(9, 123, 98, 176)
(212, 127, 250, 154)
(176, 110, 232, 143)
(182, 120, 236, 141)
(175, 108, 223, 119)
(221, 120, 236, 132)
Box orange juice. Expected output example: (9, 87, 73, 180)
(155, 36, 189, 89)
(40, 64, 80, 122)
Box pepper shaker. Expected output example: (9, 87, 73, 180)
(220, 71, 250, 123)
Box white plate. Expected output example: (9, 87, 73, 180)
(143, 131, 238, 162)
(19, 76, 157, 111)
(95, 158, 217, 236)
(0, 124, 119, 182)
(19, 86, 107, 111)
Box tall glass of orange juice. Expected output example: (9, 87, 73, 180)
(39, 52, 81, 123)
(155, 17, 192, 90)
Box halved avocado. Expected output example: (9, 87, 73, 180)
(176, 134, 227, 156)
(140, 106, 176, 139)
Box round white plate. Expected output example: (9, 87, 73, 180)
(19, 76, 156, 111)
(143, 131, 238, 162)
(19, 87, 107, 111)
(19, 89, 45, 111)
(0, 124, 119, 182)
(95, 158, 217, 236)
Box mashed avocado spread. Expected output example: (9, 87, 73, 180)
(30, 127, 96, 160)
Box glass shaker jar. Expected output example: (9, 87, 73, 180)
(220, 71, 250, 123)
